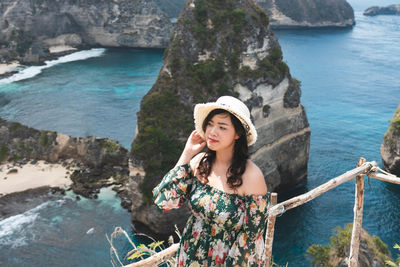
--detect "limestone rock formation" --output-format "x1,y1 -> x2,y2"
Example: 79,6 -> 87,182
129,0 -> 310,237
0,117 -> 129,198
381,103 -> 400,176
0,0 -> 173,64
156,0 -> 355,29
255,0 -> 355,28
364,5 -> 400,16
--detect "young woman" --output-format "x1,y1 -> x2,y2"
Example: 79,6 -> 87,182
153,96 -> 269,266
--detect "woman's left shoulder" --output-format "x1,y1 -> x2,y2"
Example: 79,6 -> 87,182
243,160 -> 268,195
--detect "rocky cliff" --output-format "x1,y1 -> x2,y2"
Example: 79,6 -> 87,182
381,103 -> 400,176
0,117 -> 129,198
0,0 -> 173,64
255,0 -> 355,28
307,224 -> 392,266
155,0 -> 355,29
364,5 -> 400,16
129,0 -> 310,237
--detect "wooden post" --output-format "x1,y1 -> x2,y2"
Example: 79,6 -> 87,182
264,193 -> 278,267
348,158 -> 366,267
124,243 -> 179,267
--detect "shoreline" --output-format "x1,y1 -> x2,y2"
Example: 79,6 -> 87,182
0,46 -> 166,79
0,62 -> 20,76
0,160 -> 72,197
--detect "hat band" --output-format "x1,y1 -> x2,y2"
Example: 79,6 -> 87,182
217,103 -> 251,135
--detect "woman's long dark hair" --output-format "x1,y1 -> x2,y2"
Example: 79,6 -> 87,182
197,109 -> 249,190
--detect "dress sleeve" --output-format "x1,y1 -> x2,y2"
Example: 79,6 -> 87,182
229,194 -> 270,267
152,164 -> 194,212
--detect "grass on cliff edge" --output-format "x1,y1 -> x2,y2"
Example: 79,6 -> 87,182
306,223 -> 391,267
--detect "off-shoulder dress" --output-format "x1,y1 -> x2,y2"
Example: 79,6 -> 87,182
153,164 -> 270,267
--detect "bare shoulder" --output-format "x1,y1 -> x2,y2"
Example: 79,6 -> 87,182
243,160 -> 268,195
190,152 -> 205,176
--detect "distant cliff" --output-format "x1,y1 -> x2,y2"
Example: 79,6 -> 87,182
364,5 -> 400,16
255,0 -> 355,28
0,0 -> 173,64
381,103 -> 400,176
129,0 -> 310,237
155,0 -> 355,28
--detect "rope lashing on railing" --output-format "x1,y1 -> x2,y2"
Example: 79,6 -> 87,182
121,160 -> 400,267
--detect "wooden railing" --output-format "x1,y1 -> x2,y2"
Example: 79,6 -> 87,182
125,158 -> 400,267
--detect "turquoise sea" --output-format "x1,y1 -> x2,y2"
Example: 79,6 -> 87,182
1,2 -> 400,266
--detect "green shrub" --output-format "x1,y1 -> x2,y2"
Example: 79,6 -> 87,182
102,140 -> 120,153
131,91 -> 191,203
39,131 -> 50,147
368,235 -> 391,263
307,224 -> 392,266
189,59 -> 225,89
9,121 -> 23,132
390,117 -> 400,133
330,224 -> 352,257
385,244 -> 400,266
0,144 -> 9,162
306,244 -> 332,267
9,29 -> 35,54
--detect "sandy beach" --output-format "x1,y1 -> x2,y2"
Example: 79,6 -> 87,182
49,45 -> 77,54
0,62 -> 20,75
0,161 -> 72,196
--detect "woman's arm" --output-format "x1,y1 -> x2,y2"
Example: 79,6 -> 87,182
153,130 -> 206,212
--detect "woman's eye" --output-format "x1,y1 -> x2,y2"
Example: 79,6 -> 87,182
220,127 -> 226,130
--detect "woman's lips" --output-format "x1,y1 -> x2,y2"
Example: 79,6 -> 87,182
208,137 -> 218,143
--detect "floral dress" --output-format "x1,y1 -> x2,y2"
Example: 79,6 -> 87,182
153,164 -> 270,267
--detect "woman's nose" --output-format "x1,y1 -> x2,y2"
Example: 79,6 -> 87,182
210,126 -> 217,136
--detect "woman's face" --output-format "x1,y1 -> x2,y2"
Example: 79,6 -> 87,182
205,112 -> 239,152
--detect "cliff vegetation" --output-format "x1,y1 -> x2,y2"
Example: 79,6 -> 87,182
131,0 -> 289,203
307,223 -> 391,267
381,102 -> 400,176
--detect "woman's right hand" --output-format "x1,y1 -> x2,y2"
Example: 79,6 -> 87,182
175,130 -> 206,166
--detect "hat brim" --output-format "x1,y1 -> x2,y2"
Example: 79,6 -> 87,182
194,103 -> 257,146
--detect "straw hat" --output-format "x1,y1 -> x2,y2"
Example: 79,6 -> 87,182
193,96 -> 257,146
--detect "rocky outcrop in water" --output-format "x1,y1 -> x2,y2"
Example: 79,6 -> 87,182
129,0 -> 310,237
364,5 -> 400,16
0,117 -> 129,198
381,103 -> 400,176
0,0 -> 173,64
255,0 -> 355,28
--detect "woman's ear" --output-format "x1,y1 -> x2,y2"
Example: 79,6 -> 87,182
234,134 -> 240,140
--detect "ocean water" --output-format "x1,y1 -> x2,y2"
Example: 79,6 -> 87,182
272,11 -> 400,265
0,48 -> 163,148
0,188 -> 136,266
0,8 -> 400,267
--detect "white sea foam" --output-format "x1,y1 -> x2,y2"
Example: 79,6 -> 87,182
86,227 -> 95,235
0,48 -> 106,85
0,202 -> 50,247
